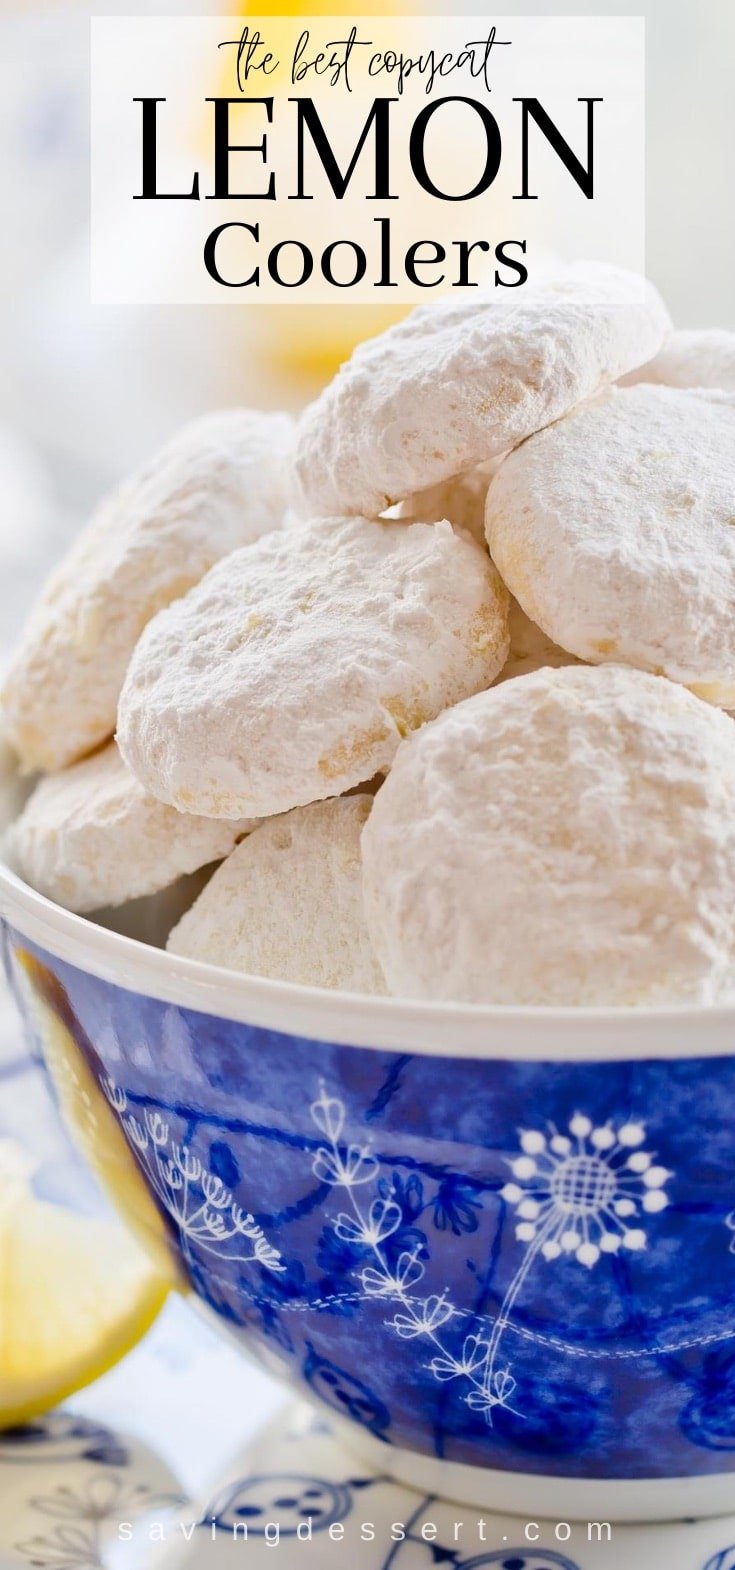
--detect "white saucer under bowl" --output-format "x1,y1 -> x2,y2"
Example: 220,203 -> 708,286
2,1399 -> 735,1570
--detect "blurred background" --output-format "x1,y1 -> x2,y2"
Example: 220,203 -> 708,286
0,0 -> 732,642
2,0 -> 730,1084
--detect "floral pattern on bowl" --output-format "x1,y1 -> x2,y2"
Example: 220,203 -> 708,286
6,928 -> 735,1490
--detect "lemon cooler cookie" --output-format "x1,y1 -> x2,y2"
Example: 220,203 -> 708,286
622,328 -> 735,392
361,665 -> 735,1007
168,795 -> 385,994
486,385 -> 735,705
118,516 -> 509,819
294,263 -> 670,517
8,742 -> 254,913
2,408 -> 295,772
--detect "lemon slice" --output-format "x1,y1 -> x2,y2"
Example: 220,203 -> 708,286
10,949 -> 182,1287
0,1139 -> 168,1428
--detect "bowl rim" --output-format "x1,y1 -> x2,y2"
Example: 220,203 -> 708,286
2,856 -> 734,1062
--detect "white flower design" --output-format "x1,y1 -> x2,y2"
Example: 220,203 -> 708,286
102,1079 -> 285,1274
500,1114 -> 671,1270
470,1114 -> 674,1419
309,1084 -> 677,1430
390,1291 -> 454,1340
310,1083 -> 519,1422
311,1090 -> 379,1188
336,1197 -> 402,1247
15,1473 -> 183,1570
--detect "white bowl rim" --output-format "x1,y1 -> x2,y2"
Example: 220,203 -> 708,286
2,856 -> 735,1063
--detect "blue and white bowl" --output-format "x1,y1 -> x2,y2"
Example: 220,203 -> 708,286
3,832 -> 735,1525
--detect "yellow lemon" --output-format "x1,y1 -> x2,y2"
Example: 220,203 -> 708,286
10,951 -> 181,1287
0,1138 -> 168,1428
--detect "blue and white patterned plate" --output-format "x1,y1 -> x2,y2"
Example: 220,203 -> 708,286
0,1411 -> 185,1570
2,1397 -> 735,1570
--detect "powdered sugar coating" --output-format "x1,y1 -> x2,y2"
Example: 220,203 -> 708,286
293,263 -> 671,518
118,516 -> 510,819
361,666 -> 735,1007
0,715 -> 27,836
621,328 -> 735,392
497,598 -> 581,683
8,741 -> 255,914
397,459 -> 503,548
2,408 -> 295,773
168,794 -> 385,994
486,384 -> 735,705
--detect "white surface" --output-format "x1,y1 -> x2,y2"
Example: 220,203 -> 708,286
69,1299 -> 287,1500
2,1389 -> 735,1568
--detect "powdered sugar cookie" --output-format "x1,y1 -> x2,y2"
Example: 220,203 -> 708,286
0,715 -> 28,836
396,459 -> 502,548
168,795 -> 385,994
486,384 -> 735,705
118,516 -> 509,819
361,665 -> 735,1007
293,263 -> 670,518
621,328 -> 735,392
497,598 -> 581,683
2,409 -> 295,773
8,741 -> 255,913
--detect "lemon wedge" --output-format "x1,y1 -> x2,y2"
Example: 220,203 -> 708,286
0,1138 -> 168,1428
10,949 -> 182,1288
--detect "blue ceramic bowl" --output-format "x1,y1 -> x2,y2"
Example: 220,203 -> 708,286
3,847 -> 735,1525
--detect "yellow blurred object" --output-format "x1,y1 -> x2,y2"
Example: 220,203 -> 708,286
0,1148 -> 168,1428
236,0 -> 411,383
252,0 -> 396,16
251,302 -> 405,383
12,952 -> 181,1287
0,951 -> 175,1427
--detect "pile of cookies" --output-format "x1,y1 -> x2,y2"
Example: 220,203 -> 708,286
4,262 -> 735,1008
